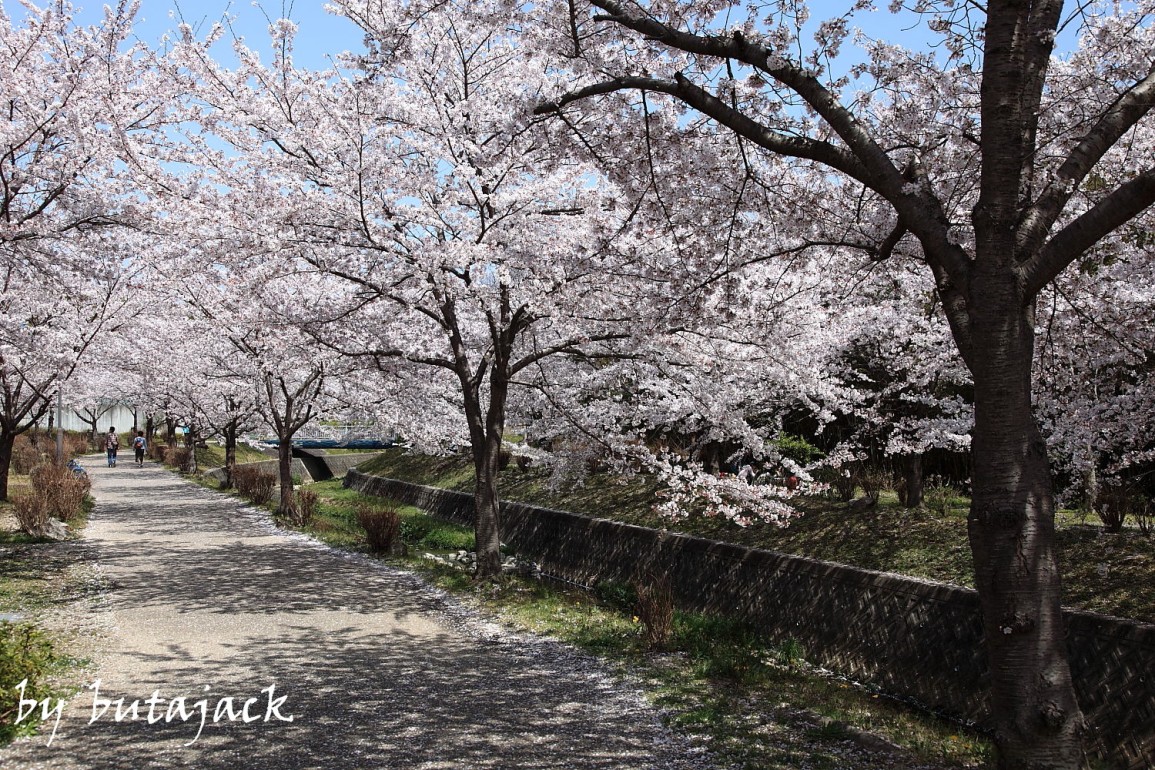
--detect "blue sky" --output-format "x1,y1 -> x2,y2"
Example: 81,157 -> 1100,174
71,0 -> 366,68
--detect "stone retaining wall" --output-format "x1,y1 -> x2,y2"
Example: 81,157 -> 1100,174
345,470 -> 1155,769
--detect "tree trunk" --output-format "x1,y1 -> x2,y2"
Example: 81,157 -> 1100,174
967,278 -> 1084,770
1082,451 -> 1098,517
472,431 -> 504,579
185,423 -> 198,474
0,430 -> 14,502
223,424 -> 238,490
276,437 -> 296,520
901,454 -> 924,508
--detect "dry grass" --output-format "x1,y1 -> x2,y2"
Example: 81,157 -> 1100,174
355,503 -> 401,554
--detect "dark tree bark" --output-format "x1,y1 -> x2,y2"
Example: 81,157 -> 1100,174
0,429 -> 15,502
0,374 -> 54,501
430,287 -> 620,580
222,421 -> 239,490
187,424 -> 200,473
442,293 -> 511,581
471,427 -> 505,579
277,437 -> 295,516
967,280 -> 1083,768
165,416 -> 178,448
899,454 -> 924,508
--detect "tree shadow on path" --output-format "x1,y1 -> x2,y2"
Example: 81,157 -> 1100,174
0,463 -> 713,770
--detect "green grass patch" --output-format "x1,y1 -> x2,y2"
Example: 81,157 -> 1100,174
194,443 -> 272,470
0,525 -> 95,747
0,550 -> 59,613
0,622 -> 71,744
297,479 -> 475,554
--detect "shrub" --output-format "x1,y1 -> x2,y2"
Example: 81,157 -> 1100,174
231,466 -> 256,495
150,444 -> 167,462
295,488 -> 319,527
30,464 -> 89,523
416,524 -> 474,551
11,442 -> 42,476
12,463 -> 89,535
397,514 -> 473,551
923,478 -> 958,517
594,580 -> 638,612
1096,483 -> 1132,533
772,636 -> 806,667
772,433 -> 823,465
170,447 -> 195,474
0,622 -> 61,743
11,494 -> 50,538
634,572 -> 674,650
232,466 -> 276,505
356,503 -> 401,554
857,465 -> 890,504
399,516 -> 434,544
64,433 -> 87,458
817,467 -> 857,502
249,476 -> 276,505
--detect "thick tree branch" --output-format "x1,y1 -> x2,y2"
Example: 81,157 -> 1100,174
509,332 -> 631,376
1021,62 -> 1155,252
543,0 -> 974,295
1021,166 -> 1155,298
537,75 -> 869,183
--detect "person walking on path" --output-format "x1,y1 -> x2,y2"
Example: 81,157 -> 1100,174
105,427 -> 119,467
131,431 -> 147,467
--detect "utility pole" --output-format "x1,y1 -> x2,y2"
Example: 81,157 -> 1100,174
55,389 -> 64,463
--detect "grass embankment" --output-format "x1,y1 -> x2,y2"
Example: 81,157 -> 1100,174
357,450 -> 1155,624
193,442 -> 272,470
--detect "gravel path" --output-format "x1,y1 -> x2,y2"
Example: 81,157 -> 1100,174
1,460 -> 716,770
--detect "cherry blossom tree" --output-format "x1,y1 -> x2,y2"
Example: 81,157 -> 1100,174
115,307 -> 260,483
815,274 -> 973,506
530,0 -> 1155,766
1035,234 -> 1155,518
0,227 -> 149,497
0,0 -> 172,495
165,2 -> 652,577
